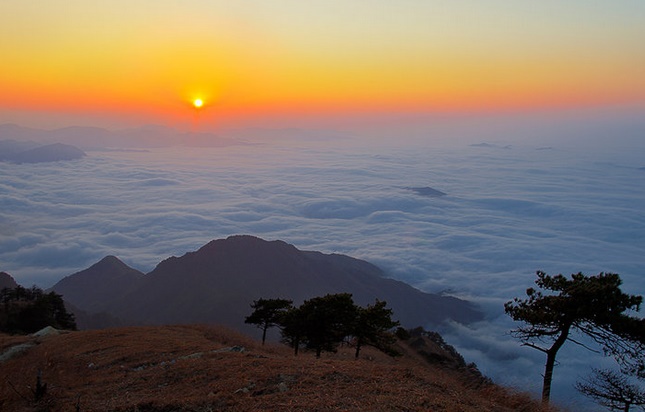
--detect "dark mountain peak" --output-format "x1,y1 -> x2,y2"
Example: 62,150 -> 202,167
51,256 -> 143,312
92,255 -> 132,270
197,235 -> 298,255
0,271 -> 19,289
103,236 -> 482,330
161,235 -> 301,270
205,234 -> 293,248
53,236 -> 482,332
57,255 -> 143,284
152,235 -> 303,282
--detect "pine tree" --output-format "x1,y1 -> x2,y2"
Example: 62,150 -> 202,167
244,298 -> 293,345
353,299 -> 400,358
505,271 -> 645,403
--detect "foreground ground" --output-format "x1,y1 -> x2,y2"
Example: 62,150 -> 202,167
1,325 -> 557,411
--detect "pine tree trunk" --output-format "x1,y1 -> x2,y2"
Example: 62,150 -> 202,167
541,324 -> 571,404
542,350 -> 556,403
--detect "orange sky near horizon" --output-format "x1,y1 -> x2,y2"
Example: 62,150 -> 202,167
1,1 -> 644,130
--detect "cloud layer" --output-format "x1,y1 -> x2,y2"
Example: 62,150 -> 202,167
1,136 -> 644,408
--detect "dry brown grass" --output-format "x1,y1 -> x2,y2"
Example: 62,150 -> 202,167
1,325 -> 559,412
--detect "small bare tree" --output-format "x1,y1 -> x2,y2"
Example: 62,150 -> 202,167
576,368 -> 645,412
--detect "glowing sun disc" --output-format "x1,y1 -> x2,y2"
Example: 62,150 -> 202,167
193,98 -> 204,108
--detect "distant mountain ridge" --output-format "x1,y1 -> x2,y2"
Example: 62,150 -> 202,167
0,139 -> 85,163
0,123 -> 246,149
50,235 -> 482,333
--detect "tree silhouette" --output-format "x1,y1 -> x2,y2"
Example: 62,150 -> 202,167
280,306 -> 306,355
353,299 -> 400,358
304,293 -> 357,358
283,293 -> 358,358
505,271 -> 644,404
254,294 -> 403,358
0,286 -> 76,333
575,368 -> 645,412
244,298 -> 293,345
30,291 -> 76,331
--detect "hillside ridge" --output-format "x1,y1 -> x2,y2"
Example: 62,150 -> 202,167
50,235 -> 482,334
0,325 -> 555,412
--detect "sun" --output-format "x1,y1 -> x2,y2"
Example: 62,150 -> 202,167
193,98 -> 204,109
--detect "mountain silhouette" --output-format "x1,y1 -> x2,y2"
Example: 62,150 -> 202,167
52,236 -> 482,333
0,123 -> 246,149
52,256 -> 144,313
0,139 -> 86,163
10,143 -> 86,163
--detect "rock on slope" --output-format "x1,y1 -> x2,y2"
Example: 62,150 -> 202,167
0,272 -> 18,290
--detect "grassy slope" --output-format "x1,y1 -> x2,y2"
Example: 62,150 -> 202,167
0,325 -> 557,412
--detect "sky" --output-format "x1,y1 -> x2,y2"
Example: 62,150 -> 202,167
1,1 -> 644,131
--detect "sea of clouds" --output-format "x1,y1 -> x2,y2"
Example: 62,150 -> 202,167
1,127 -> 644,409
